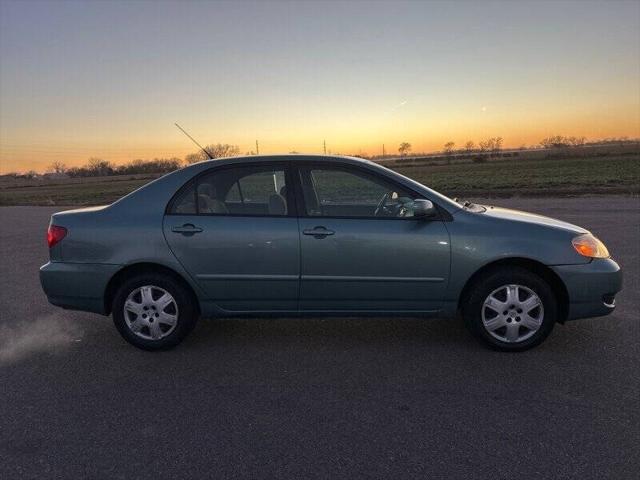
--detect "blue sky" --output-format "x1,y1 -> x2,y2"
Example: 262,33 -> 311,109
1,0 -> 638,171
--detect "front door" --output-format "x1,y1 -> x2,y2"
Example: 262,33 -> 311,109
163,162 -> 299,312
295,164 -> 450,312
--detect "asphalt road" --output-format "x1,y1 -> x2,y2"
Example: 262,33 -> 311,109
1,196 -> 638,479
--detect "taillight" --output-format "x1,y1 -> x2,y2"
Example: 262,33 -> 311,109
47,225 -> 67,248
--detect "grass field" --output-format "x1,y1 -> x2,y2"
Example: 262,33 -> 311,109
394,153 -> 639,197
0,153 -> 638,206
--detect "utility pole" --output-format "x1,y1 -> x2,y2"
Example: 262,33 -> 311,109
255,140 -> 259,155
382,144 -> 386,158
323,140 -> 326,155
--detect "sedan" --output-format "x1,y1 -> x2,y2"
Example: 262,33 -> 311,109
40,155 -> 622,351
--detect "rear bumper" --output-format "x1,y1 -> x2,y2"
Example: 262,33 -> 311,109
40,262 -> 121,315
552,258 -> 622,321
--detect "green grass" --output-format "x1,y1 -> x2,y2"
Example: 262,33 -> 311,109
0,176 -> 157,206
394,154 -> 639,197
0,154 -> 638,206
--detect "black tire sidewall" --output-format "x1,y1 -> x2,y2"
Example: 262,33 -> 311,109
112,273 -> 197,350
463,267 -> 557,352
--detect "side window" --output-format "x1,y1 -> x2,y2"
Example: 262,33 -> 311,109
168,164 -> 289,216
312,170 -> 388,205
169,181 -> 196,214
300,167 -> 416,218
235,170 -> 286,204
225,182 -> 242,202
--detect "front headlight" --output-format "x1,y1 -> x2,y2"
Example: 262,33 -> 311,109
572,234 -> 610,258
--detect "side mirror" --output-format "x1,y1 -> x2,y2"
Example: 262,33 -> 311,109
413,199 -> 437,218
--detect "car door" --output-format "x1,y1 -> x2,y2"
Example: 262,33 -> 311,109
163,162 -> 300,312
294,163 -> 450,313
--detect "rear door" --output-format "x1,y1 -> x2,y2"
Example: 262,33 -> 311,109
294,163 -> 450,313
163,162 -> 300,312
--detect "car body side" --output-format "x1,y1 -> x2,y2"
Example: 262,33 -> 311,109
40,155 -> 622,322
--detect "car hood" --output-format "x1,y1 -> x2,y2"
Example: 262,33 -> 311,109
480,205 -> 588,234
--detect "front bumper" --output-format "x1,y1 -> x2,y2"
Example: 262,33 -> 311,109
552,258 -> 622,321
40,261 -> 121,315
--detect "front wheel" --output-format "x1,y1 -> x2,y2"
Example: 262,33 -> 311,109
112,273 -> 198,350
463,267 -> 557,351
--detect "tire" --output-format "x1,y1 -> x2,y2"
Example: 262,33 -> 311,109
112,273 -> 198,350
462,267 -> 557,352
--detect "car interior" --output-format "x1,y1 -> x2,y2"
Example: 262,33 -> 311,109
299,167 -> 417,218
170,164 -> 419,218
171,166 -> 289,216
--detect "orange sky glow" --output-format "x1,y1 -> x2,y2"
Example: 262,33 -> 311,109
1,1 -> 639,173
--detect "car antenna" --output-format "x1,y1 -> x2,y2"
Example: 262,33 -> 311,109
174,123 -> 214,160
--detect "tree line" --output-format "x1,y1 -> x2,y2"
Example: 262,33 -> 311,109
395,137 -> 505,163
43,143 -> 240,178
5,135 -> 637,179
393,135 -> 637,160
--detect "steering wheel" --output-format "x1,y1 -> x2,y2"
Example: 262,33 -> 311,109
374,192 -> 392,217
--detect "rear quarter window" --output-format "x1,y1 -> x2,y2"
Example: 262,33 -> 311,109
168,181 -> 196,214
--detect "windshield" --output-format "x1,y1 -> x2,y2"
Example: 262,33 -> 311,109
365,160 -> 462,212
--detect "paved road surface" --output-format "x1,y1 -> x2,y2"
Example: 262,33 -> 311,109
1,196 -> 638,479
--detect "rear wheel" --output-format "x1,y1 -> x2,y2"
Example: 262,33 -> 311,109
112,273 -> 198,350
463,267 -> 557,351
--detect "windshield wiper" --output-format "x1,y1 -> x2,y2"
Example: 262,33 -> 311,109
453,197 -> 486,212
453,197 -> 473,208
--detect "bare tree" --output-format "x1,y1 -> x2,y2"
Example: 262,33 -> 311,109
86,157 -> 114,176
540,135 -> 569,148
443,141 -> 455,155
491,136 -> 503,156
115,158 -> 182,175
477,137 -> 503,156
184,144 -> 240,164
567,136 -> 586,147
443,141 -> 455,164
464,141 -> 475,153
47,161 -> 67,174
541,135 -> 587,148
398,142 -> 411,156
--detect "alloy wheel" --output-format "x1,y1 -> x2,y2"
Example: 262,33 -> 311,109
481,284 -> 544,343
123,285 -> 179,340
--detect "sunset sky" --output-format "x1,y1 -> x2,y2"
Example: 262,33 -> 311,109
1,0 -> 639,173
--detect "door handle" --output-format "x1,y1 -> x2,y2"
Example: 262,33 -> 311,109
171,224 -> 203,235
303,226 -> 335,238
